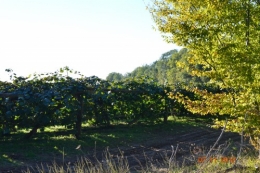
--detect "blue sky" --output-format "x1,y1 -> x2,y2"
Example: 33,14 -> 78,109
0,0 -> 179,81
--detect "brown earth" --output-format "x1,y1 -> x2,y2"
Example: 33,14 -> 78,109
0,126 -> 255,173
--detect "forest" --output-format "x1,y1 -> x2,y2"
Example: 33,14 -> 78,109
106,48 -> 209,87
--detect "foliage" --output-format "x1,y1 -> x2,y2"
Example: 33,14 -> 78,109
0,67 -> 185,138
106,72 -> 124,82
149,0 -> 260,148
108,48 -> 208,87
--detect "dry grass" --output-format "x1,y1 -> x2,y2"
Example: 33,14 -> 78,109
22,141 -> 260,173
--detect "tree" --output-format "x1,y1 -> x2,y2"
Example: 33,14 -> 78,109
106,72 -> 123,82
149,0 -> 260,148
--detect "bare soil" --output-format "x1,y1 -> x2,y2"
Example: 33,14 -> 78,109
0,126 -> 255,173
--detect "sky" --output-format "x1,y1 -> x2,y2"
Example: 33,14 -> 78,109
0,0 -> 180,81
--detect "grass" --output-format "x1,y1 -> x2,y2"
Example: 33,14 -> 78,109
2,116 -> 258,172
21,143 -> 260,173
0,116 -> 203,170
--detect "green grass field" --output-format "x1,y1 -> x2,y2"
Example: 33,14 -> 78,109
0,116 -> 203,170
1,116 -> 259,173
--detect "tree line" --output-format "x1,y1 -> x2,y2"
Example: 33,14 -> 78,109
106,48 -> 209,88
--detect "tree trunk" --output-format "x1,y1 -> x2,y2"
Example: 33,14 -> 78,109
75,94 -> 83,140
163,95 -> 168,123
24,124 -> 40,139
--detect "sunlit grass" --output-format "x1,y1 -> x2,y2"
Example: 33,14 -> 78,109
0,116 -> 211,170
1,115 -> 258,172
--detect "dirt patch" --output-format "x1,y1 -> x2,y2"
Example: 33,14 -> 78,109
0,126 -> 255,173
106,126 -> 253,171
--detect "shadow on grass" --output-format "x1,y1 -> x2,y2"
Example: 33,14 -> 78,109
0,117 -> 206,170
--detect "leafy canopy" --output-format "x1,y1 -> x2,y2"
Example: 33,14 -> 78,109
149,0 -> 260,147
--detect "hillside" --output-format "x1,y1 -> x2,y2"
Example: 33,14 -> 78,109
106,48 -> 208,87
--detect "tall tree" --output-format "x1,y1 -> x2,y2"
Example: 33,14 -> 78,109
150,0 -> 260,148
